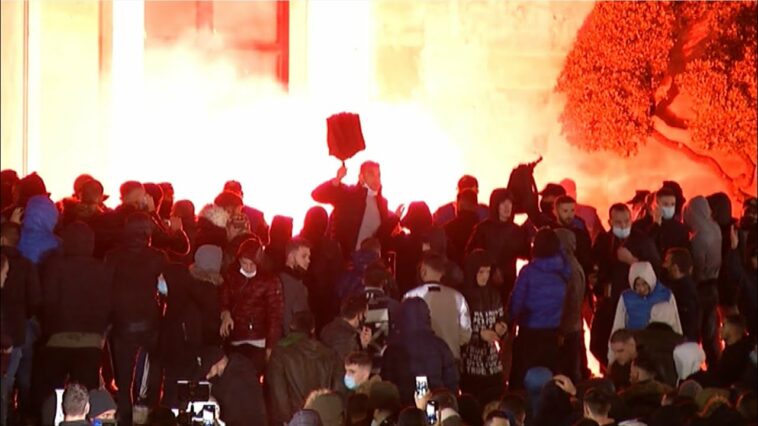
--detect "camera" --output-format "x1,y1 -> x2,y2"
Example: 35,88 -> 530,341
172,381 -> 225,426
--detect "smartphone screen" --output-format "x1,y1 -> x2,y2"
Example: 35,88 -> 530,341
415,376 -> 429,397
203,403 -> 215,424
425,400 -> 439,425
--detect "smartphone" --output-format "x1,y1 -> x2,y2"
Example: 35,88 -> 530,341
425,400 -> 439,425
415,376 -> 429,398
202,403 -> 216,425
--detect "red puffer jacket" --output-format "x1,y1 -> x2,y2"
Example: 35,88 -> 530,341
219,270 -> 284,349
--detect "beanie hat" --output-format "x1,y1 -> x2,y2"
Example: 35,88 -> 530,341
88,389 -> 117,418
194,245 -> 223,274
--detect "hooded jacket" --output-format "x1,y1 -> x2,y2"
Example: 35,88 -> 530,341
42,222 -> 113,336
380,298 -> 459,404
466,189 -> 530,295
311,179 -> 398,259
613,262 -> 682,331
673,342 -> 706,383
18,195 -> 60,264
266,332 -> 343,426
105,213 -> 168,329
209,353 -> 268,426
461,251 -> 504,377
555,229 -> 586,334
683,197 -> 722,282
508,253 -> 570,330
0,245 -> 40,345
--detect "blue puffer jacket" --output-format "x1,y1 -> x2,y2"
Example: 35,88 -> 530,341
17,195 -> 60,264
508,253 -> 570,329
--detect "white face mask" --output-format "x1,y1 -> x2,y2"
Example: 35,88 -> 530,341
239,267 -> 256,279
613,226 -> 631,239
661,206 -> 676,220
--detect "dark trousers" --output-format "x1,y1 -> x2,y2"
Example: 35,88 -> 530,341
42,347 -> 102,397
460,373 -> 504,405
226,344 -> 266,377
509,328 -> 559,390
112,329 -> 160,424
558,331 -> 587,385
698,280 -> 721,369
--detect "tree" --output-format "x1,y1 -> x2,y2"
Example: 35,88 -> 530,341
556,1 -> 757,200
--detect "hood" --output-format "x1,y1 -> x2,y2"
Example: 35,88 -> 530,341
194,244 -> 223,273
628,261 -> 657,290
463,249 -> 493,288
123,212 -> 154,247
399,297 -> 433,334
61,222 -> 95,257
269,215 -> 294,247
306,393 -> 343,426
673,342 -> 705,382
554,228 -> 577,255
289,410 -> 323,426
22,195 -> 58,233
531,253 -> 566,274
683,196 -> 719,235
488,188 -> 514,222
351,248 -> 381,271
199,204 -> 230,228
189,264 -> 224,286
402,201 -> 433,235
301,206 -> 328,243
706,192 -> 732,227
17,173 -> 48,207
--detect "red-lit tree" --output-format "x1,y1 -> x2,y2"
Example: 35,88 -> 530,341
556,1 -> 757,199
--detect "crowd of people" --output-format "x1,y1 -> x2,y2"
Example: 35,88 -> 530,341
0,162 -> 756,426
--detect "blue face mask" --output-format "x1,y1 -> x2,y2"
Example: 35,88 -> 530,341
157,274 -> 168,296
612,226 -> 631,239
344,374 -> 357,390
661,206 -> 676,220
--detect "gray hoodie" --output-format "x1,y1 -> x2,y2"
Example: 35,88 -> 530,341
683,196 -> 722,282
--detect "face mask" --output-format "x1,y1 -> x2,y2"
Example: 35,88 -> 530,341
661,206 -> 676,220
157,274 -> 168,296
612,226 -> 631,239
343,374 -> 357,390
239,267 -> 256,279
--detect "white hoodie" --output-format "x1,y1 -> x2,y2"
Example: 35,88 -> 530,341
673,342 -> 706,384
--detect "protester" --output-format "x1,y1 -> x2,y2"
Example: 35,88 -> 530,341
555,228 -> 588,384
381,298 -> 459,404
223,180 -> 270,245
633,187 -> 691,257
634,322 -> 685,387
683,196 -> 722,368
433,175 -> 489,227
266,311 -> 343,426
460,250 -> 507,404
59,383 -> 89,426
320,294 -> 372,362
198,346 -> 268,426
607,329 -> 637,390
40,222 -> 113,395
661,248 -> 700,341
280,238 -> 312,336
508,228 -> 569,389
560,178 -> 604,242
466,189 -> 530,301
403,252 -> 472,361
219,238 -> 283,375
552,195 -> 594,276
445,190 -> 483,268
312,162 -> 399,259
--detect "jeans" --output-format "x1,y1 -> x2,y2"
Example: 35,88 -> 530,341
0,348 -> 23,426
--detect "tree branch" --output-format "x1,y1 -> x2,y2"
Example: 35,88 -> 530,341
651,129 -> 755,200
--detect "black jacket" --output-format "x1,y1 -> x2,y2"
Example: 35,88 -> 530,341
662,275 -> 700,342
381,298 -> 459,405
104,214 -> 168,330
632,216 -> 690,258
41,222 -> 113,336
711,336 -> 754,388
312,180 -> 398,259
634,324 -> 685,387
210,353 -> 268,426
444,210 -> 480,268
102,204 -> 189,258
266,333 -> 343,426
593,229 -> 661,301
466,189 -> 530,298
0,246 -> 40,345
